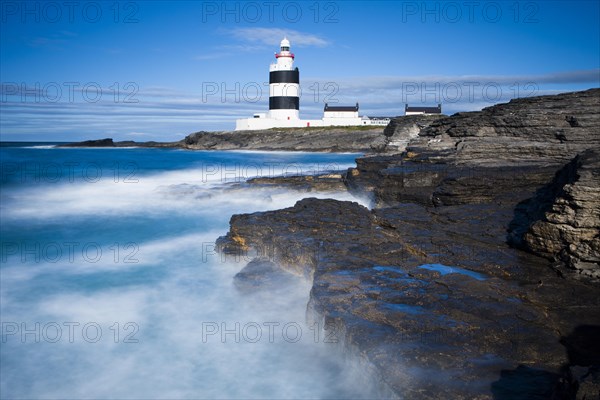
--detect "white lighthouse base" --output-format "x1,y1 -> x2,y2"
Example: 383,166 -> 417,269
235,116 -> 388,131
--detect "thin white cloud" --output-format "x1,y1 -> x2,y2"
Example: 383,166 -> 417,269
305,69 -> 600,91
194,28 -> 330,61
27,37 -> 65,47
194,52 -> 233,61
126,132 -> 151,137
59,30 -> 78,37
194,44 -> 267,61
225,27 -> 330,47
26,30 -> 78,48
2,70 -> 597,140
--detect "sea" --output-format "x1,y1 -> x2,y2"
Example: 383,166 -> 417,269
0,142 -> 373,399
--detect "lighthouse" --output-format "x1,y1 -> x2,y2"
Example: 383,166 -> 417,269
234,38 -> 389,130
267,37 -> 300,121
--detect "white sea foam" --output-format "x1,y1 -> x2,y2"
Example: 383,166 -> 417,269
1,162 -> 366,220
0,152 -> 374,399
22,145 -> 57,149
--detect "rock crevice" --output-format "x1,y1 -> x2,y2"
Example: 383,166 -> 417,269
509,149 -> 600,278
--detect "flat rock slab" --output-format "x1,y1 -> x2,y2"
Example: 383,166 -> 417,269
218,197 -> 600,398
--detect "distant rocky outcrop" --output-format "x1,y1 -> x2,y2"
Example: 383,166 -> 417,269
219,88 -> 600,399
59,127 -> 391,152
60,138 -> 116,147
59,116 -> 446,153
59,138 -> 177,148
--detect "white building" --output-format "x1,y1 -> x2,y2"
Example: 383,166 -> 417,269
405,104 -> 442,116
235,38 -> 389,130
323,103 -> 358,119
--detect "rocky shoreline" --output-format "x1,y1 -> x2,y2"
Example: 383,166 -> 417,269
217,89 -> 600,399
58,117 -> 444,153
60,88 -> 600,398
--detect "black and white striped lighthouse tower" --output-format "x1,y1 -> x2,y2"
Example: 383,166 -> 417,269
267,37 -> 300,121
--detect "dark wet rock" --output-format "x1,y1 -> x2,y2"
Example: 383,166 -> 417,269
218,197 -> 600,398
414,88 -> 600,166
560,325 -> 600,399
344,154 -> 402,197
561,325 -> 600,368
430,165 -> 561,207
233,258 -> 298,292
218,89 -> 600,399
569,365 -> 600,400
246,173 -> 346,192
218,198 -> 375,279
490,365 -> 565,400
347,90 -> 600,209
345,155 -> 562,208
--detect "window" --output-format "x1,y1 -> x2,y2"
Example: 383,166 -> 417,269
281,46 -> 289,51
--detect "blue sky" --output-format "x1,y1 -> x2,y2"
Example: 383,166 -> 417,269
1,0 -> 599,141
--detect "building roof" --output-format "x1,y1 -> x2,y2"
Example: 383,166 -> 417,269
405,104 -> 442,113
324,102 -> 359,112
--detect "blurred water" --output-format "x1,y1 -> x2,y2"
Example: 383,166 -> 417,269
0,144 -> 372,399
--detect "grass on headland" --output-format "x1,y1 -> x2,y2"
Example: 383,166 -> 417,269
266,125 -> 385,132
